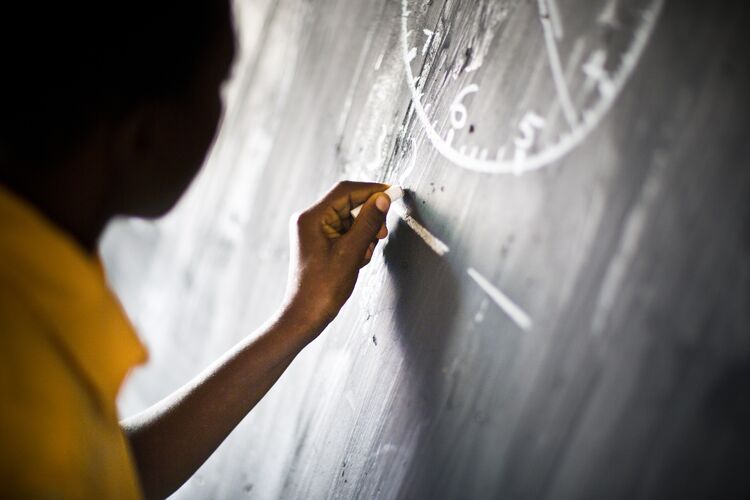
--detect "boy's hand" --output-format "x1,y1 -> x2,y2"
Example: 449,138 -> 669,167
283,181 -> 391,335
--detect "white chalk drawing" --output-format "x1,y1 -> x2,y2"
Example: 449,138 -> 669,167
400,0 -> 664,174
538,0 -> 578,128
392,204 -> 450,256
467,268 -> 532,331
449,84 -> 479,130
582,49 -> 615,98
514,111 -> 546,152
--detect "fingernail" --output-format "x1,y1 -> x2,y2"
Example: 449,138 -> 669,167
376,194 -> 390,213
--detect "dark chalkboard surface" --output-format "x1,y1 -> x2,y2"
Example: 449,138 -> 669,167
102,0 -> 750,498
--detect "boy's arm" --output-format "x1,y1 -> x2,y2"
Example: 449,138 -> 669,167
121,181 -> 391,500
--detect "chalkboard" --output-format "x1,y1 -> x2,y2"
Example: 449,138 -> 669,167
101,0 -> 750,498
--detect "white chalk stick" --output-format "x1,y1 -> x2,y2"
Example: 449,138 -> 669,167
350,185 -> 404,218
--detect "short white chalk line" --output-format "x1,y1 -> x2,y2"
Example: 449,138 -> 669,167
387,193 -> 530,331
393,204 -> 450,256
538,0 -> 579,128
546,0 -> 565,40
467,268 -> 533,331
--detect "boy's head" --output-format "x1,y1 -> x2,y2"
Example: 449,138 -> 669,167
0,1 -> 236,218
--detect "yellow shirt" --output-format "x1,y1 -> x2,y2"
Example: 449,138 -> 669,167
0,185 -> 147,498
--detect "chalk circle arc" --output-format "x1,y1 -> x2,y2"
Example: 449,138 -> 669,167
400,0 -> 665,175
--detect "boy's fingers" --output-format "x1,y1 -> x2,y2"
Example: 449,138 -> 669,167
321,206 -> 353,239
341,193 -> 390,264
320,181 -> 389,220
361,241 -> 376,267
360,241 -> 377,268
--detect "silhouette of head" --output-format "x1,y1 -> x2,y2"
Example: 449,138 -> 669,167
0,1 -> 236,218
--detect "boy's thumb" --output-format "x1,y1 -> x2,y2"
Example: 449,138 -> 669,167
343,193 -> 390,259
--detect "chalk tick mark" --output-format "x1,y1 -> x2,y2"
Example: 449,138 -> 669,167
393,204 -> 450,256
467,268 -> 533,331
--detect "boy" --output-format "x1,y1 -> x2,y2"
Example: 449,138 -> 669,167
0,2 -> 391,497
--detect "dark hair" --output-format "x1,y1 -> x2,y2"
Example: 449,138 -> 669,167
1,2 -> 229,168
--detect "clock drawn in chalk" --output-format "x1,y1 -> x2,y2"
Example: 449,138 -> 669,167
400,0 -> 664,174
